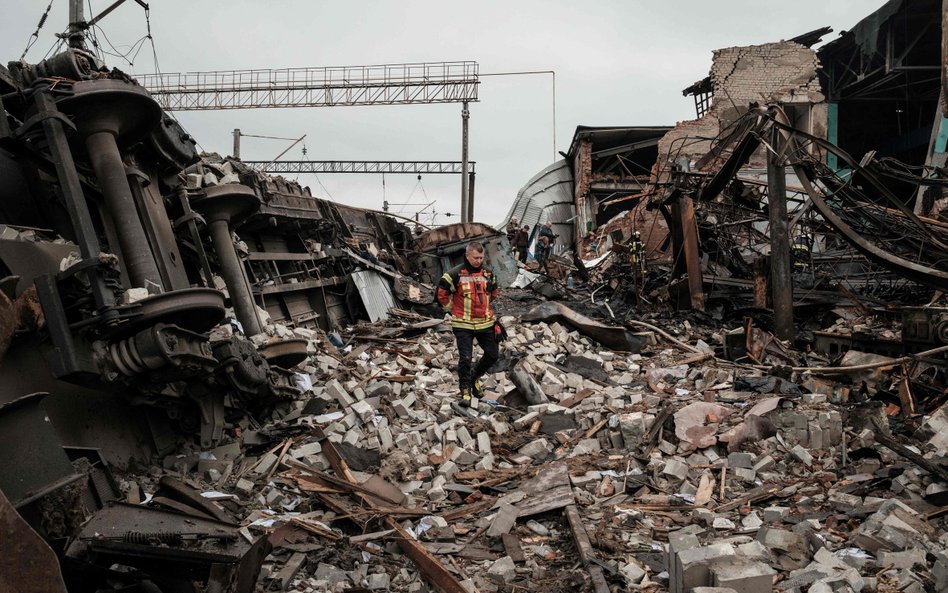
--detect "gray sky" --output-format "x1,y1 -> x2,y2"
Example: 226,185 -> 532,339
1,1 -> 887,226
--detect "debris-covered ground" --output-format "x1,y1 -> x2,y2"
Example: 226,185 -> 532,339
102,290 -> 948,593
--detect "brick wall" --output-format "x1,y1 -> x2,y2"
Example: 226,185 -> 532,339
657,41 -> 825,177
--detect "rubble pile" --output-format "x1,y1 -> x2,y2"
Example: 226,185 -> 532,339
105,301 -> 948,593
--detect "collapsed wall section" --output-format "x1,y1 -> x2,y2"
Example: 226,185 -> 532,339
659,41 -> 825,172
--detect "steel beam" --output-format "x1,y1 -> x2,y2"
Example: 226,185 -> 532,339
677,195 -> 704,311
135,62 -> 479,111
243,160 -> 475,175
767,127 -> 794,341
461,102 -> 470,222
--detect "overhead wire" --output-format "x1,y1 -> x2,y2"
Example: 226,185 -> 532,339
298,141 -> 335,201
21,1 -> 55,60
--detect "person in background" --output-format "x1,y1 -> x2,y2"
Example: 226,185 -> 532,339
505,216 -> 519,242
513,224 -> 530,263
437,242 -> 501,407
537,221 -> 557,272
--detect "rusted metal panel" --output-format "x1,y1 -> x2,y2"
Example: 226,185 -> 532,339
0,488 -> 68,593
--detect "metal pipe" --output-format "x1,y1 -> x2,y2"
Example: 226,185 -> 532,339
461,101 -> 470,222
68,0 -> 85,48
767,126 -> 794,341
84,131 -> 163,290
207,219 -> 261,335
467,171 -> 476,222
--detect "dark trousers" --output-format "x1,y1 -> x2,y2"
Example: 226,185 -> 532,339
454,327 -> 499,388
516,247 -> 528,262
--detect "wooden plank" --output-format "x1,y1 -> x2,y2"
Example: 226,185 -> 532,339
437,498 -> 494,522
713,483 -> 780,513
520,463 -> 569,495
559,387 -> 595,409
317,436 -> 469,593
424,542 -> 465,555
564,504 -> 610,593
678,194 -> 705,311
456,545 -> 498,561
516,486 -> 573,517
502,533 -> 525,562
291,517 -> 342,540
872,418 -> 948,483
639,401 -> 672,457
349,529 -> 395,544
270,552 -> 306,591
384,518 -> 469,593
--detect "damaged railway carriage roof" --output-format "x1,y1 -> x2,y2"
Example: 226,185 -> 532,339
2,2 -> 948,593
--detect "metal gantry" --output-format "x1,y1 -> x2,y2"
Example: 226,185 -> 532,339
135,62 -> 479,111
243,160 -> 476,175
135,61 -> 479,221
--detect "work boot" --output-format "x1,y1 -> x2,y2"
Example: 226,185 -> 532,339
471,378 -> 482,400
459,385 -> 473,408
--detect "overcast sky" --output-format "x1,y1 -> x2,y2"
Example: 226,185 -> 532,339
1,1 -> 888,226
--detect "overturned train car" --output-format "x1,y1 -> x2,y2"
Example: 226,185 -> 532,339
0,48 -> 442,591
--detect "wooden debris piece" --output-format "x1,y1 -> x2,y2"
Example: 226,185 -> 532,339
270,552 -> 306,591
713,483 -> 780,513
564,504 -> 610,593
437,498 -> 494,522
317,434 -> 469,593
502,533 -> 525,562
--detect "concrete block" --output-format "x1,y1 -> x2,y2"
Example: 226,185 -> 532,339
519,438 -> 552,459
673,543 -> 736,593
486,503 -> 519,537
350,400 -> 374,422
711,560 -> 776,593
727,452 -> 753,468
475,453 -> 495,470
326,379 -> 354,406
664,458 -> 691,481
477,432 -> 492,454
487,555 -> 516,584
757,527 -> 808,561
877,548 -> 926,569
366,573 -> 390,590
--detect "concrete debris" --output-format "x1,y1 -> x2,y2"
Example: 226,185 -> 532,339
1,2 -> 948,593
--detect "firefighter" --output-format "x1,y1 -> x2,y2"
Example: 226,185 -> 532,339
436,242 -> 501,407
630,230 -> 646,277
792,236 -> 812,271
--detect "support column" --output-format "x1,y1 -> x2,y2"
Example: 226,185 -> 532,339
85,131 -> 163,290
767,127 -> 794,341
233,129 -> 241,159
208,219 -> 261,336
467,171 -> 476,222
67,0 -> 85,48
34,91 -> 114,311
678,195 -> 704,311
461,102 -> 470,222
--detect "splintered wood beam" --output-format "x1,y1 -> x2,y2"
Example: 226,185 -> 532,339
677,195 -> 704,311
564,504 -> 610,593
316,433 -> 469,593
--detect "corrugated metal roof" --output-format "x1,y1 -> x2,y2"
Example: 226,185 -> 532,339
498,160 -> 575,254
350,270 -> 396,322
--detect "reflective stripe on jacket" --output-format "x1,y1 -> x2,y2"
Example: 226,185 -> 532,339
436,263 -> 498,330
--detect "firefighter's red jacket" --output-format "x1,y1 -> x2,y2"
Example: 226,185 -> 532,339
436,263 -> 498,331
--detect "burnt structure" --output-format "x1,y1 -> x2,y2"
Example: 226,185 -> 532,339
0,45 -> 501,592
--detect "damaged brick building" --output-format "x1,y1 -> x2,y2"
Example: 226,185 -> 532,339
2,1 -> 948,593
